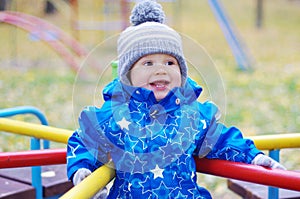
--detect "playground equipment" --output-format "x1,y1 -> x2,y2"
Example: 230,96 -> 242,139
1,58 -> 300,199
0,107 -> 72,199
72,0 -> 252,70
1,117 -> 300,198
0,11 -> 80,72
0,1 -> 298,198
0,107 -> 50,199
0,58 -> 299,198
0,148 -> 66,168
0,11 -> 101,74
1,0 -> 253,73
74,0 -> 130,32
208,0 -> 253,70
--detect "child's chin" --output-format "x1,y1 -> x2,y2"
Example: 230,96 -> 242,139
154,92 -> 168,101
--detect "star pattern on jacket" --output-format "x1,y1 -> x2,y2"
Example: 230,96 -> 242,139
124,133 -> 139,152
138,176 -> 152,194
66,79 -> 263,199
147,119 -> 167,141
182,109 -> 198,120
67,144 -> 79,159
131,156 -> 147,174
103,100 -> 215,198
174,191 -> 188,199
158,128 -> 185,162
117,117 -> 131,130
201,119 -> 207,129
152,181 -> 174,198
151,164 -> 164,179
111,132 -> 125,146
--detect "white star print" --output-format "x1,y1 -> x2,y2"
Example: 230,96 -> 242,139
136,113 -> 147,126
152,181 -> 174,198
188,188 -> 198,198
67,144 -> 79,159
110,132 -> 125,145
159,140 -> 173,160
201,119 -> 207,129
129,100 -> 144,115
182,110 -> 198,120
147,119 -> 166,140
124,133 -> 139,152
128,183 -> 132,191
131,156 -> 147,174
174,191 -> 188,199
172,172 -> 184,189
184,125 -> 200,141
138,136 -> 148,150
229,148 -> 240,161
158,128 -> 185,162
166,114 -> 180,127
151,164 -> 164,179
191,172 -> 195,179
138,176 -> 152,194
138,119 -> 165,140
117,117 -> 131,130
170,129 -> 185,145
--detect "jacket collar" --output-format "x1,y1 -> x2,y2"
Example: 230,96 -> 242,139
102,78 -> 202,110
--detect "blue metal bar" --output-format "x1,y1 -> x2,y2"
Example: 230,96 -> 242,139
208,0 -> 253,70
0,106 -> 50,149
268,149 -> 280,199
0,106 -> 50,199
31,137 -> 43,199
0,106 -> 48,125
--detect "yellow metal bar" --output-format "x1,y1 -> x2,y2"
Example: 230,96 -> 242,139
60,163 -> 115,199
1,117 -> 300,150
249,133 -> 300,150
0,118 -> 72,144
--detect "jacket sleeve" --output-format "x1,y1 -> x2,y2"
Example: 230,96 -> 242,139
66,130 -> 103,181
66,106 -> 111,181
196,101 -> 262,164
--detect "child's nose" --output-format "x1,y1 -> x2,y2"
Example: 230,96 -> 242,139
154,66 -> 167,75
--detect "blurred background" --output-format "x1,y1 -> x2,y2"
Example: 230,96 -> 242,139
0,0 -> 299,198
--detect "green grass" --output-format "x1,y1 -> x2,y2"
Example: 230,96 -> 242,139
1,0 -> 300,198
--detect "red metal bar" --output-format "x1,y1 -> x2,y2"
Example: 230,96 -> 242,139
0,148 -> 66,168
195,157 -> 300,191
1,149 -> 300,191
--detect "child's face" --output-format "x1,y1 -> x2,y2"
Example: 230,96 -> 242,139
130,53 -> 182,101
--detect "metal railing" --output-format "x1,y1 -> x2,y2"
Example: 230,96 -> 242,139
0,106 -> 50,199
1,117 -> 300,199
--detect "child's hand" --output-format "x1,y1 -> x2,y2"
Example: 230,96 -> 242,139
73,168 -> 108,199
73,168 -> 92,185
251,154 -> 286,170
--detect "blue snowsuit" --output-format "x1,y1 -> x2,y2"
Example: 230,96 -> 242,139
67,78 -> 261,199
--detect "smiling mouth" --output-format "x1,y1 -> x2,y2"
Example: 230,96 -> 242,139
149,81 -> 169,89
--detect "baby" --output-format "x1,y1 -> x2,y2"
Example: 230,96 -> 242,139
67,1 -> 285,198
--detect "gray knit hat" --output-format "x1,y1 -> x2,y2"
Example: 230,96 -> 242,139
117,0 -> 187,85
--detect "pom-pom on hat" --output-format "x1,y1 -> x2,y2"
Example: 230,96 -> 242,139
117,0 -> 187,85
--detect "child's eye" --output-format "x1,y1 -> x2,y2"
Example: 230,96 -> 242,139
143,61 -> 153,66
166,61 -> 175,66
